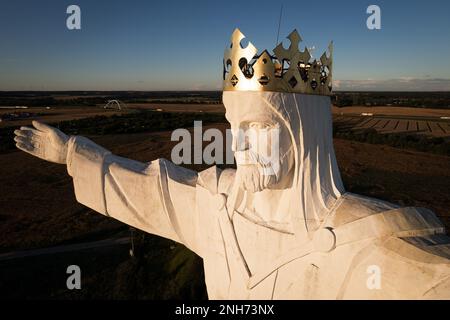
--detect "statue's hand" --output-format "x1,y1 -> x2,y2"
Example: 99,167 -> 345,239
14,120 -> 69,164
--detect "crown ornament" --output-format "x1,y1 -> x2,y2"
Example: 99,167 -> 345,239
223,28 -> 333,95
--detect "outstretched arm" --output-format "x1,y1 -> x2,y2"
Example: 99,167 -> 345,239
14,121 -> 201,254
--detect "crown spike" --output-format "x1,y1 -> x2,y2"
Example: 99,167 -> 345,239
287,29 -> 302,48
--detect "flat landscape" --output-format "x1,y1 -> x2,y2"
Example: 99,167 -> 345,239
0,104 -> 224,129
0,96 -> 449,299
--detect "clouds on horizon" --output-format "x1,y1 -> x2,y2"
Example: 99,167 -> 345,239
333,78 -> 450,91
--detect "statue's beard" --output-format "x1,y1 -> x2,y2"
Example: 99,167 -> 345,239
234,149 -> 281,193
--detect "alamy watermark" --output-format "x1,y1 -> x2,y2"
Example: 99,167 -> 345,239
171,121 -> 281,177
66,264 -> 81,290
366,5 -> 381,30
366,264 -> 381,290
66,5 -> 81,30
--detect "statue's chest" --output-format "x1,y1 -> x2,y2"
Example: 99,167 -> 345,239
195,186 -> 314,299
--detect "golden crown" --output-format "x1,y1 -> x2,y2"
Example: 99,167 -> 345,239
223,28 -> 333,95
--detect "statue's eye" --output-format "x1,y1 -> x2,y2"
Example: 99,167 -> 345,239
249,122 -> 271,129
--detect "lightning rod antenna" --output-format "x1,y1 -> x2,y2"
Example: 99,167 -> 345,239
276,4 -> 283,46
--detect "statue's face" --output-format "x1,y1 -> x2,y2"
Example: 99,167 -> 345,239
224,98 -> 295,192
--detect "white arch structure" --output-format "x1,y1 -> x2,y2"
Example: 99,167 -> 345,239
103,100 -> 127,110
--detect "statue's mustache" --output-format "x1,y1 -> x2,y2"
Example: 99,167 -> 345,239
234,149 -> 279,178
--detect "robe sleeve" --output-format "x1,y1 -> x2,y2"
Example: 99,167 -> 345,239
65,135 -> 201,255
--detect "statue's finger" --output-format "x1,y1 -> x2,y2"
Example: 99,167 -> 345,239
15,130 -> 42,142
18,127 -> 44,137
15,129 -> 35,139
16,141 -> 43,159
32,120 -> 52,133
14,135 -> 41,147
16,142 -> 35,153
14,136 -> 27,144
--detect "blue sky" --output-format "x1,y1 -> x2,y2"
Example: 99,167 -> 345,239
1,0 -> 449,91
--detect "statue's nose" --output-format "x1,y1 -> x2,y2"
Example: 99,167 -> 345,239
231,128 -> 248,152
231,134 -> 248,152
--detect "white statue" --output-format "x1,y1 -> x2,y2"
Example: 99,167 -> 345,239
14,29 -> 450,299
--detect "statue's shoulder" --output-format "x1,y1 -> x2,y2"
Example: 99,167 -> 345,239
340,221 -> 450,299
328,192 -> 399,228
330,192 -> 447,241
341,232 -> 450,299
330,194 -> 450,298
197,166 -> 236,195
